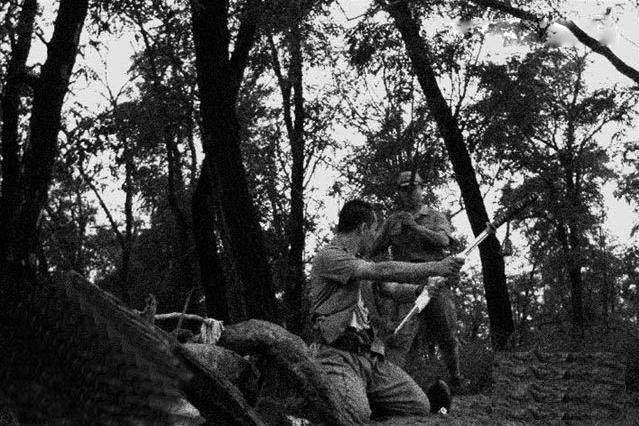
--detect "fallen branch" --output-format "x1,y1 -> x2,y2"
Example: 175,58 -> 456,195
154,313 -> 224,344
155,312 -> 208,322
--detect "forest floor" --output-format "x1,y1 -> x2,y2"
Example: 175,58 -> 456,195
371,348 -> 639,425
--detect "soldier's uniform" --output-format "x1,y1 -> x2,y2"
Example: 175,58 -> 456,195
376,173 -> 462,385
308,239 -> 434,423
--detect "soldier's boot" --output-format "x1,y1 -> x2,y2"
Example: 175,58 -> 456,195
426,379 -> 451,414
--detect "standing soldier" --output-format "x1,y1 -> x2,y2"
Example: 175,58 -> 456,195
371,170 -> 465,391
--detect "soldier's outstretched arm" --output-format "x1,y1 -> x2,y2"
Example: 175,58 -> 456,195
353,256 -> 465,283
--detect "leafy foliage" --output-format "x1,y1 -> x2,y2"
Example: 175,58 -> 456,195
472,47 -> 638,328
2,0 -> 638,350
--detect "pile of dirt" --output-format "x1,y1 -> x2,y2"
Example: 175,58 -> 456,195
375,349 -> 639,425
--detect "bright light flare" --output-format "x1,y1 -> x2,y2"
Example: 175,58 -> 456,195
456,18 -> 474,35
545,22 -> 579,47
598,26 -> 618,46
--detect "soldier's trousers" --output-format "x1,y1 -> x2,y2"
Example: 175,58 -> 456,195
314,344 -> 430,424
382,283 -> 460,380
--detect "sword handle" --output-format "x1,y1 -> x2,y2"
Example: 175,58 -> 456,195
393,286 -> 430,335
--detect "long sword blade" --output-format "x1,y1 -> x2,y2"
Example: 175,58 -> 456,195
460,229 -> 491,257
393,305 -> 419,335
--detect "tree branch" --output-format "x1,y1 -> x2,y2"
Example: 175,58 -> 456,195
77,166 -> 126,249
155,312 -> 208,322
467,0 -> 639,85
269,36 -> 294,137
562,21 -> 639,85
229,0 -> 260,98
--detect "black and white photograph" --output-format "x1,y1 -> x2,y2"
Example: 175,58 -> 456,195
0,0 -> 638,424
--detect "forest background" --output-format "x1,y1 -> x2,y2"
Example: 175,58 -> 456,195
1,0 -> 638,389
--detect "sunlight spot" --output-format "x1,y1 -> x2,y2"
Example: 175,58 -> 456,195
545,23 -> 578,47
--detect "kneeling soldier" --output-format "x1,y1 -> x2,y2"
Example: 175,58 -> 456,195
308,199 -> 464,423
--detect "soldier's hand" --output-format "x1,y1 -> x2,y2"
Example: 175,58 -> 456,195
387,212 -> 412,236
434,255 -> 465,276
385,331 -> 403,348
402,215 -> 420,230
427,276 -> 447,288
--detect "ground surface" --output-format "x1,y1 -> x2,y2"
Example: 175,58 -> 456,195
373,350 -> 639,425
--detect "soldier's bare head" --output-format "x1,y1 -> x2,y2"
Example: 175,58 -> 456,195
336,199 -> 378,254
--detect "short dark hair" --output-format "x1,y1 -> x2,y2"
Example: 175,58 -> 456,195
337,199 -> 375,233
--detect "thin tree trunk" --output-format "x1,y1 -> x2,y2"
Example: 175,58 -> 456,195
383,1 -> 514,348
8,0 -> 89,262
567,263 -> 584,330
166,130 -> 189,233
190,0 -> 278,323
598,230 -> 610,326
78,167 -> 125,247
166,130 -> 194,289
561,62 -> 585,334
555,220 -> 584,333
187,112 -> 198,186
131,14 -> 196,293
270,9 -> 307,333
74,188 -> 87,272
121,146 -> 134,304
0,0 -> 37,259
567,225 -> 585,331
287,19 -> 306,334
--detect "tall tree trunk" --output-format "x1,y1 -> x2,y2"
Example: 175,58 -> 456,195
131,15 -> 196,292
287,17 -> 306,334
192,161 -> 236,321
560,63 -> 585,334
74,188 -> 87,272
555,220 -> 584,333
384,1 -> 513,348
166,130 -> 194,289
269,8 -> 307,333
6,0 -> 88,262
121,145 -> 134,304
567,262 -> 584,329
0,0 -> 37,260
186,114 -> 199,185
190,0 -> 278,323
599,231 -> 611,326
567,224 -> 584,331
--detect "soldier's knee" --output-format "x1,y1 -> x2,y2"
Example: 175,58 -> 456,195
438,333 -> 459,351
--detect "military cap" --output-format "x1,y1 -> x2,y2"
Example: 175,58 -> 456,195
397,171 -> 423,187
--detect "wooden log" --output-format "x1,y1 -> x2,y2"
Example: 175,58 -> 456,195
182,343 -> 259,404
219,319 -> 351,425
